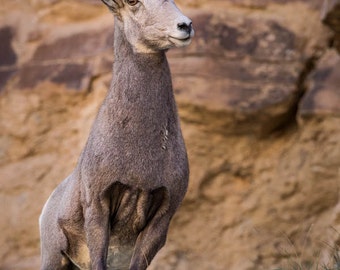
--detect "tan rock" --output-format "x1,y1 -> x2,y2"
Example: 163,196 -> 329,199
299,49 -> 340,117
0,1 -> 340,270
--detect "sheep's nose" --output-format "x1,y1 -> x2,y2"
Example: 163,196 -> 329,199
177,22 -> 193,35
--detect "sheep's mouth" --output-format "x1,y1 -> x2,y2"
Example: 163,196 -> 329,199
168,36 -> 192,46
169,36 -> 191,41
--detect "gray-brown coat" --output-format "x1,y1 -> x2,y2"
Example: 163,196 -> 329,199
39,0 -> 193,269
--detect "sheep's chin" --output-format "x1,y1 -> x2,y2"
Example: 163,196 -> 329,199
168,36 -> 192,47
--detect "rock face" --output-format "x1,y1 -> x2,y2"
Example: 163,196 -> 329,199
322,0 -> 340,53
0,1 -> 339,269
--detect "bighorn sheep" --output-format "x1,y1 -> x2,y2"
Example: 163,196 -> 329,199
39,0 -> 193,269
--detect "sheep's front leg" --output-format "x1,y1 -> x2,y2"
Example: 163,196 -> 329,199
129,214 -> 171,270
84,197 -> 110,270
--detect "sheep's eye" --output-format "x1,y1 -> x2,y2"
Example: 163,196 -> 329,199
126,0 -> 139,6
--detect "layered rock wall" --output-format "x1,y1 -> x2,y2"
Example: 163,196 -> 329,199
0,1 -> 339,269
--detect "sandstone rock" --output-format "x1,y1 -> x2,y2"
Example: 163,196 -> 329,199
322,0 -> 340,52
322,0 -> 340,27
0,1 -> 340,270
299,49 -> 340,117
32,30 -> 113,62
0,70 -> 16,92
0,27 -> 17,66
179,0 -> 323,9
17,63 -> 91,90
170,10 -> 308,135
38,1 -> 106,23
0,27 -> 17,91
15,26 -> 114,90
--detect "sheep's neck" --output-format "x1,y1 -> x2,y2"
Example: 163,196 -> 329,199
76,21 -> 180,184
104,21 -> 176,127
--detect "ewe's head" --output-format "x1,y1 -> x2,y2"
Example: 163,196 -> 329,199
102,0 -> 194,53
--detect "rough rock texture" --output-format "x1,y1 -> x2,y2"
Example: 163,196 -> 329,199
322,0 -> 340,52
0,1 -> 339,269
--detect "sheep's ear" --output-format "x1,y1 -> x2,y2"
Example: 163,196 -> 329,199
101,0 -> 124,12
